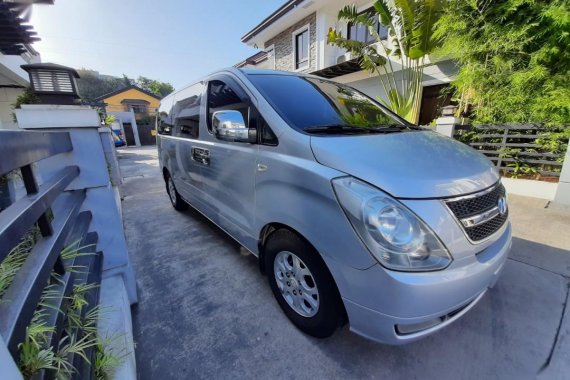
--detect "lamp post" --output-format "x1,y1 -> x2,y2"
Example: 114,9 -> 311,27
20,63 -> 81,105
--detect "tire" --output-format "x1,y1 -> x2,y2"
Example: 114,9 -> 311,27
265,229 -> 343,338
165,172 -> 188,211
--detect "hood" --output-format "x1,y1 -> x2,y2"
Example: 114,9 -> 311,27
310,131 -> 499,199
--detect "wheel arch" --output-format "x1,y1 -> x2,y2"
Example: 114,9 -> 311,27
258,222 -> 348,324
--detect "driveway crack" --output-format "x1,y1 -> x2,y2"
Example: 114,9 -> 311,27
540,279 -> 570,372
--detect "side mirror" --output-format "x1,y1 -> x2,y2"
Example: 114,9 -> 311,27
212,110 -> 256,143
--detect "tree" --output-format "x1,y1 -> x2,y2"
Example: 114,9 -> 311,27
135,76 -> 174,98
327,0 -> 444,122
433,0 -> 570,125
76,70 -> 174,101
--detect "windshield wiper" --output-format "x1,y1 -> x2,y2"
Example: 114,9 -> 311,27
304,124 -> 406,134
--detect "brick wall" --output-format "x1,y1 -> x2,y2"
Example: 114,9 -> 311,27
265,12 -> 316,72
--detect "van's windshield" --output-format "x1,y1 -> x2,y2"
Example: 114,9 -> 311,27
247,74 -> 417,135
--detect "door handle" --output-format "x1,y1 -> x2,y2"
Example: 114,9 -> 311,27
191,147 -> 210,165
257,163 -> 268,172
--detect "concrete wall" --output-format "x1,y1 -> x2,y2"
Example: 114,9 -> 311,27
336,60 -> 457,106
265,12 -> 317,73
0,87 -> 24,129
14,104 -> 137,379
109,111 -> 141,147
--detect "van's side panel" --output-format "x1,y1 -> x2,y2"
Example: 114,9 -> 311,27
253,130 -> 377,271
193,74 -> 259,252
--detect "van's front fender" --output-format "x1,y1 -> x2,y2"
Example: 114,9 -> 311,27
254,151 -> 375,271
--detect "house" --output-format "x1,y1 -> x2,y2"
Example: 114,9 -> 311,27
0,0 -> 52,130
239,0 -> 455,124
95,85 -> 161,146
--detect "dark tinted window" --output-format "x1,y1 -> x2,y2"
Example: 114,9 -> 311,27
157,96 -> 175,135
295,29 -> 309,69
348,8 -> 388,43
172,83 -> 203,139
207,79 -> 249,132
248,74 -> 406,133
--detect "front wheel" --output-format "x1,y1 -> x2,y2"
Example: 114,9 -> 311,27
165,173 -> 188,211
265,229 -> 344,338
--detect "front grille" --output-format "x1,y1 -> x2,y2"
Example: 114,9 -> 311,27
446,183 -> 507,242
446,183 -> 505,219
464,211 -> 508,241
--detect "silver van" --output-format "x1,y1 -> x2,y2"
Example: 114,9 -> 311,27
156,68 -> 511,344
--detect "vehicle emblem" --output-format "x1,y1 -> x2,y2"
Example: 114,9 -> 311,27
497,196 -> 507,216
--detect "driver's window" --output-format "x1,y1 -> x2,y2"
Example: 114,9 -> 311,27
207,79 -> 249,134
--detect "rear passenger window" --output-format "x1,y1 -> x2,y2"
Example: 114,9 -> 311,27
207,79 -> 249,133
157,96 -> 175,136
172,83 -> 204,139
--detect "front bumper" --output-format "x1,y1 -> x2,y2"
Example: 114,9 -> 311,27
328,222 -> 512,345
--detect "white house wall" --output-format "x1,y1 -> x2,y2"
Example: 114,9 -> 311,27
338,60 -> 458,107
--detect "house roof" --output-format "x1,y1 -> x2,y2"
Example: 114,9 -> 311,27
234,50 -> 270,68
94,85 -> 162,101
241,0 -> 305,43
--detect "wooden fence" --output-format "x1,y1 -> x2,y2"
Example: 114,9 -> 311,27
453,124 -> 568,179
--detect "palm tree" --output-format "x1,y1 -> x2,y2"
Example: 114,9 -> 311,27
327,0 -> 444,123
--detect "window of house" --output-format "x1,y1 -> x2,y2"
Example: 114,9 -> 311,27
129,104 -> 147,113
293,26 -> 309,70
348,8 -> 388,44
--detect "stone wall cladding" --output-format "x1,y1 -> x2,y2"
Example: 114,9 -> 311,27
265,12 -> 316,73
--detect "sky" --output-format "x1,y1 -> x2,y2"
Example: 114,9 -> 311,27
30,0 -> 284,89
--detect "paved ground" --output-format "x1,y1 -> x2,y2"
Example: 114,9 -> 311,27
118,146 -> 570,380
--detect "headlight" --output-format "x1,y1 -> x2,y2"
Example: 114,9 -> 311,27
332,177 -> 452,271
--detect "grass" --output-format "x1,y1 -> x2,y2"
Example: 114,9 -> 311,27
0,227 -> 125,379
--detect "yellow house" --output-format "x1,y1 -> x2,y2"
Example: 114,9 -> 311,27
95,85 -> 161,118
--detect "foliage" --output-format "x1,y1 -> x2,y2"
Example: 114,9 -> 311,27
13,87 -> 40,109
104,115 -> 117,125
76,69 -> 127,102
0,226 -> 41,299
327,0 -> 444,122
0,231 -> 123,379
136,76 -> 174,98
433,0 -> 570,124
76,69 -> 173,101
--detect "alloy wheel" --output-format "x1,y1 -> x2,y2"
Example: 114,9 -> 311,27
273,251 -> 319,317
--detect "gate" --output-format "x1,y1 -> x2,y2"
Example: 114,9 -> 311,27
123,123 -> 136,146
138,124 -> 156,145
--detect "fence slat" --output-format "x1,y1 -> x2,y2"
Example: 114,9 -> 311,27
70,250 -> 103,380
487,157 -> 563,166
470,142 -> 542,148
41,217 -> 95,357
0,166 -> 79,262
500,167 -> 561,176
0,190 -> 85,356
473,150 -> 562,158
476,134 -> 544,139
469,124 -> 545,130
0,131 -> 72,176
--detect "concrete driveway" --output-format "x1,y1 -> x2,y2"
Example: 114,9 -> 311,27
118,146 -> 570,380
